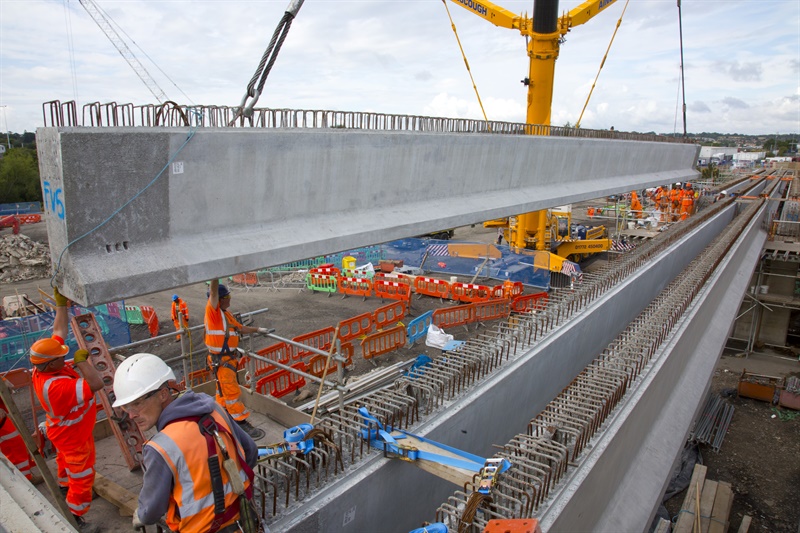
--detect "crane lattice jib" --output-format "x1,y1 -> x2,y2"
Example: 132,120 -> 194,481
78,0 -> 168,103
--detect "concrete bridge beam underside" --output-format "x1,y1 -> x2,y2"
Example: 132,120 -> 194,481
36,127 -> 699,305
271,205 -> 738,533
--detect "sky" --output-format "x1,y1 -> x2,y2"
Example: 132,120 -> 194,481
0,0 -> 798,136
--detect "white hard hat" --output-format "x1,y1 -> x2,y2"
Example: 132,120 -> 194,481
721,190 -> 727,195
675,182 -> 681,186
112,353 -> 176,407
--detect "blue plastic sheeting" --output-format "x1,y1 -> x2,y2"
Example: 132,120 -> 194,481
0,304 -> 132,373
0,202 -> 41,216
383,238 -> 551,289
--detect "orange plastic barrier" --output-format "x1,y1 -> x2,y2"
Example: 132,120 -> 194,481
184,368 -> 212,389
373,301 -> 407,330
491,281 -> 524,299
17,214 -> 41,224
414,276 -> 451,299
231,272 -> 259,286
140,305 -> 160,337
374,272 -> 414,284
338,312 -> 373,342
293,327 -> 336,360
309,266 -> 341,276
472,299 -> 511,322
432,304 -> 473,329
308,342 -> 354,377
337,276 -> 373,299
256,362 -> 307,398
361,326 -> 406,360
254,342 -> 292,376
374,280 -> 411,302
511,292 -> 549,313
450,282 -> 492,303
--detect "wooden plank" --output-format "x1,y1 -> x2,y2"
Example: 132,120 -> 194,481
736,515 -> 751,533
94,472 -> 138,517
699,479 -> 718,532
674,464 -> 707,533
709,481 -> 733,533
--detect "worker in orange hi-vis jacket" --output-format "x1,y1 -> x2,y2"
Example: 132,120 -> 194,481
30,287 -> 104,533
204,279 -> 268,441
0,397 -> 34,481
171,294 -> 189,342
630,190 -> 643,219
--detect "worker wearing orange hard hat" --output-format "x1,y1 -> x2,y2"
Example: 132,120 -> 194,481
171,294 -> 189,342
30,288 -> 103,533
0,397 -> 34,481
204,279 -> 268,441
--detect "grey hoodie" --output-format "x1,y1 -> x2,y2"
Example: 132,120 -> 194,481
137,390 -> 258,525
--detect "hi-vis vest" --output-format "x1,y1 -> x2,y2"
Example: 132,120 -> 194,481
32,365 -> 96,444
204,302 -> 241,355
147,405 -> 252,533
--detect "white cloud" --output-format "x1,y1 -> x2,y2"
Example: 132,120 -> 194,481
1,0 -> 798,135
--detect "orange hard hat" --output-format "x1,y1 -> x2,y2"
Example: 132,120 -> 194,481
30,338 -> 70,365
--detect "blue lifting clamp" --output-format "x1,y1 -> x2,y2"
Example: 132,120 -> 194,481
258,423 -> 315,459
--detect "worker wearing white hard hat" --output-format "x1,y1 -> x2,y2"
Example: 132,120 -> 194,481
113,353 -> 261,532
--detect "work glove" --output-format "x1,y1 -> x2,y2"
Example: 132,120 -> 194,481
73,349 -> 90,364
132,508 -> 144,531
53,287 -> 69,307
257,327 -> 275,335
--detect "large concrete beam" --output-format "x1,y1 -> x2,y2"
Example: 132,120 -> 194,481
37,127 -> 698,305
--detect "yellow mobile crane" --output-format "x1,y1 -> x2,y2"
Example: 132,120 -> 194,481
449,0 -> 618,268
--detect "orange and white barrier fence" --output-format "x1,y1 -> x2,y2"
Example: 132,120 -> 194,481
338,276 -> 373,299
231,272 -> 259,287
414,276 -> 451,300
256,362 -> 307,398
450,282 -> 492,303
361,326 -> 406,360
374,280 -> 412,302
253,342 -> 292,376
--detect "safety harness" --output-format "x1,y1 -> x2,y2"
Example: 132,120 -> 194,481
209,312 -> 240,399
169,413 -> 256,533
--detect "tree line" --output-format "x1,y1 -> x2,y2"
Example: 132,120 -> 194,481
0,138 -> 41,203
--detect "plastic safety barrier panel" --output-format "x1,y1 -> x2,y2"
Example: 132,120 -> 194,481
414,276 -> 451,300
231,272 -> 259,287
183,368 -> 212,389
306,273 -> 338,294
361,326 -> 406,361
16,214 -> 42,224
472,299 -> 511,322
123,305 -> 145,325
373,301 -> 407,330
450,282 -> 492,303
256,362 -> 307,398
406,310 -> 433,347
254,342 -> 292,376
337,312 -> 373,342
293,327 -> 336,361
309,266 -> 341,277
432,304 -> 473,329
510,292 -> 549,313
374,280 -> 412,302
140,305 -> 159,337
342,268 -> 375,280
307,342 -> 354,377
338,276 -> 373,299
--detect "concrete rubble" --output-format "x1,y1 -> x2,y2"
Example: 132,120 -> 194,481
0,233 -> 51,282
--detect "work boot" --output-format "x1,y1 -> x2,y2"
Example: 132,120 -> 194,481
72,514 -> 101,533
237,419 -> 265,441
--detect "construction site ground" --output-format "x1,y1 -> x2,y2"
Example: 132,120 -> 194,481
2,218 -> 799,532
